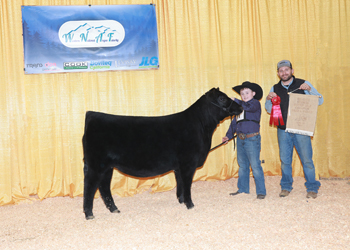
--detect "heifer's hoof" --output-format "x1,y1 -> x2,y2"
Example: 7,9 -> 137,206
85,215 -> 95,220
178,196 -> 184,204
111,208 -> 120,214
108,205 -> 120,213
185,202 -> 194,209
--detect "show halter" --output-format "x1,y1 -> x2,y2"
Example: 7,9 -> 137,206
208,97 -> 235,114
209,134 -> 236,152
205,94 -> 238,151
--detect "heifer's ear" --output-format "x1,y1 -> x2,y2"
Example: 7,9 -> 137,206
217,87 -> 220,91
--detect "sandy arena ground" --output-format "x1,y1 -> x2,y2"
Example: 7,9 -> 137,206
1,176 -> 350,250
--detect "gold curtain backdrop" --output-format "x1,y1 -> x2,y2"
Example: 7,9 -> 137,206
1,0 -> 349,205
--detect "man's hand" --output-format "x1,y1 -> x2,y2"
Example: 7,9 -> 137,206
299,83 -> 311,91
266,92 -> 277,100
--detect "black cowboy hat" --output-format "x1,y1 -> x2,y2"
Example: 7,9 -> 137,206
232,81 -> 263,100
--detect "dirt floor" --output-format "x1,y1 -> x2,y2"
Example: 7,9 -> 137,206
1,176 -> 350,250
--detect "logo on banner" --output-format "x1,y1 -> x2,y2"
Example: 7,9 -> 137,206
59,20 -> 125,48
115,60 -> 137,68
139,57 -> 158,68
90,61 -> 112,70
64,62 -> 88,70
42,62 -> 59,72
26,63 -> 43,68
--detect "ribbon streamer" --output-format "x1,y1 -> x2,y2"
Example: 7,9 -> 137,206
270,96 -> 284,126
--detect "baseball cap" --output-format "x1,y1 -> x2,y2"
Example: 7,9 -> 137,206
277,60 -> 292,70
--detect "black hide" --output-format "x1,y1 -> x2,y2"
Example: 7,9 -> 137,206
82,88 -> 243,219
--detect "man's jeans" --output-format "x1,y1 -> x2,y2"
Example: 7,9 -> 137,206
237,134 -> 266,195
277,128 -> 321,193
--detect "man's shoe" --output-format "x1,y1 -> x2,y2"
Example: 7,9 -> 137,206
230,191 -> 241,196
306,191 -> 317,199
257,194 -> 265,199
279,190 -> 290,197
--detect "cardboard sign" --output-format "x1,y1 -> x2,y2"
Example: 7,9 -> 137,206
285,93 -> 319,136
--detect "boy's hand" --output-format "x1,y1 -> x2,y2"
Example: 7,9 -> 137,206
266,92 -> 277,100
222,136 -> 229,144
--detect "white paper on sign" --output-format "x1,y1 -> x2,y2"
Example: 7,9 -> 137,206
285,93 -> 319,136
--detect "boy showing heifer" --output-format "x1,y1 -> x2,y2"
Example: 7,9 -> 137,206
222,81 -> 266,199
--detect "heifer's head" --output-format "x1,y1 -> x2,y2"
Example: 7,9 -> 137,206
205,88 -> 243,116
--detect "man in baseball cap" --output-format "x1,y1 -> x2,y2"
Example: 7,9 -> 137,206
265,60 -> 324,199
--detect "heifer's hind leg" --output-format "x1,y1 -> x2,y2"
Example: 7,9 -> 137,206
83,163 -> 100,220
174,170 -> 184,204
99,167 -> 120,214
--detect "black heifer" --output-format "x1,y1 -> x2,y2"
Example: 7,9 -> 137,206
82,88 -> 242,219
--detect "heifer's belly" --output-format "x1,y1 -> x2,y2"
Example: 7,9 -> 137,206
114,163 -> 175,178
105,148 -> 179,178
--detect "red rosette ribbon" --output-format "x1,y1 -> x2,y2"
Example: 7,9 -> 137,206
270,95 -> 284,126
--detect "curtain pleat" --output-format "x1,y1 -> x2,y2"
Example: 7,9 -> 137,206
0,0 -> 349,205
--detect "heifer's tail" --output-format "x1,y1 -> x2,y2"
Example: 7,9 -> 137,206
83,111 -> 94,133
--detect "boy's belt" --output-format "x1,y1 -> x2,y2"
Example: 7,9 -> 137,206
237,132 -> 259,140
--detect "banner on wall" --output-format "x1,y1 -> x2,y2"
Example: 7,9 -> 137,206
21,5 -> 159,74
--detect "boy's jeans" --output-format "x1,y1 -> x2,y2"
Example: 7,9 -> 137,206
237,134 -> 266,195
277,128 -> 321,193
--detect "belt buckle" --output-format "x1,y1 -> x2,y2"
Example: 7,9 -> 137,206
238,133 -> 246,140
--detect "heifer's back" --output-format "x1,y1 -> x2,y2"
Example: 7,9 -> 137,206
83,87 -> 242,219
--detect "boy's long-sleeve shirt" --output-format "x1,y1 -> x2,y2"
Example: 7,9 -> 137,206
225,98 -> 261,139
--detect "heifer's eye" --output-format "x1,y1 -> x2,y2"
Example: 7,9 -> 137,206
218,96 -> 226,103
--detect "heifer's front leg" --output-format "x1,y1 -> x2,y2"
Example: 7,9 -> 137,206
181,168 -> 196,209
99,167 -> 120,214
174,170 -> 184,204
